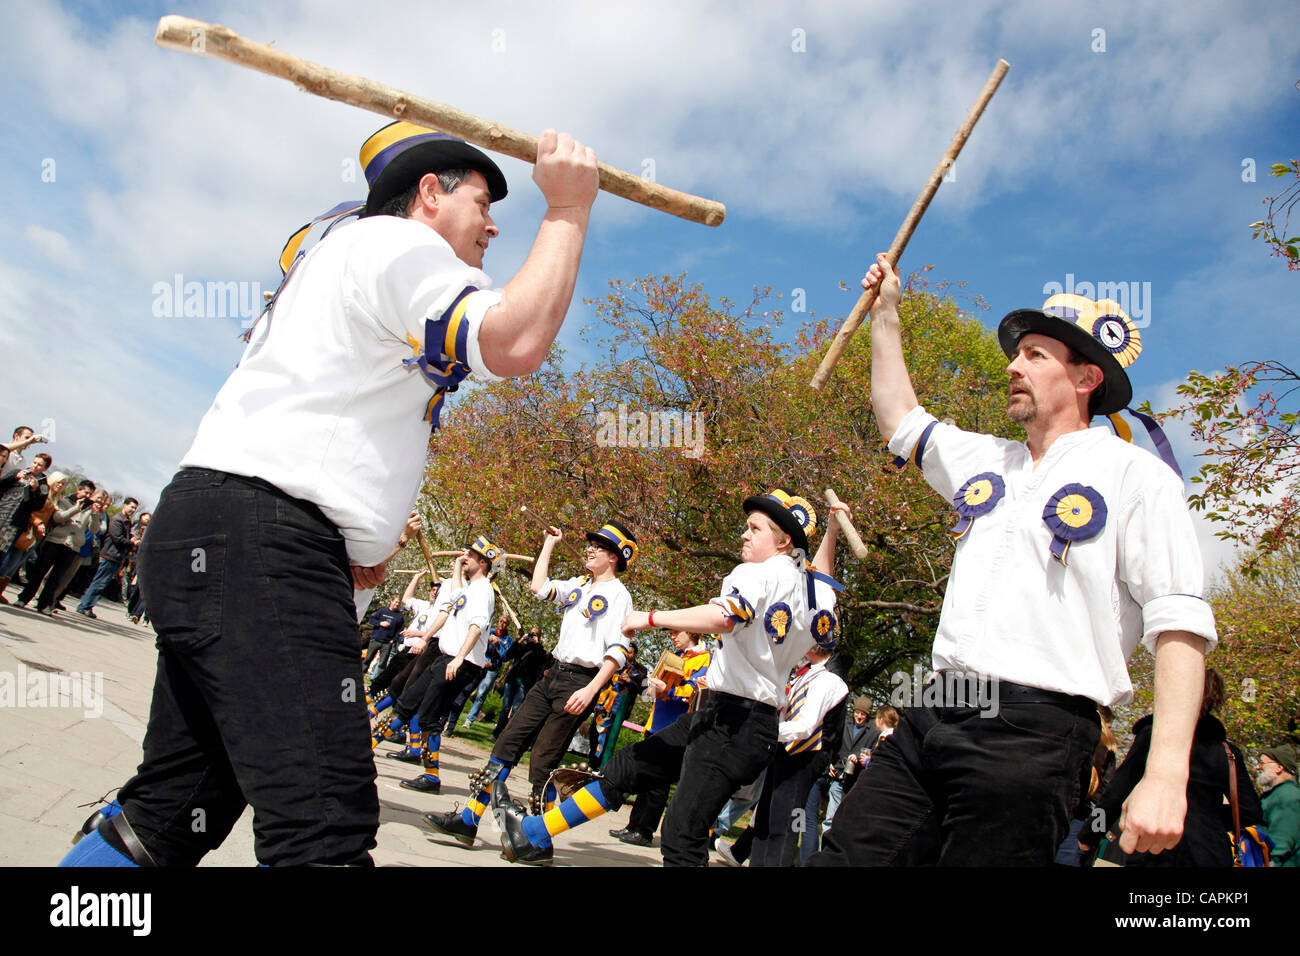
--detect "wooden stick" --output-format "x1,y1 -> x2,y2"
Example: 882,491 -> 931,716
495,589 -> 522,632
824,488 -> 869,561
154,16 -> 726,227
809,60 -> 1010,391
414,529 -> 438,580
426,549 -> 535,563
519,505 -> 586,563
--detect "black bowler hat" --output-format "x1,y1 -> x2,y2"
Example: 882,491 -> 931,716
359,121 -> 508,218
742,489 -> 816,557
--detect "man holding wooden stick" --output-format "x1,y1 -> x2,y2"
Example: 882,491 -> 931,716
810,255 -> 1215,866
61,121 -> 599,867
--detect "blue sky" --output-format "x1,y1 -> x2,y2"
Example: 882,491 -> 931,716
1,0 -> 1296,576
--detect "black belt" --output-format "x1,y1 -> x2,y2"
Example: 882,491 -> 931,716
554,661 -> 599,678
698,690 -> 778,716
930,673 -> 1096,716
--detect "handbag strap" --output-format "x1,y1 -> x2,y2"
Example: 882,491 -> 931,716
1224,741 -> 1242,864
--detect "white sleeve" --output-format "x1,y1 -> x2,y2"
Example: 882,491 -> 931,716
1117,467 -> 1218,656
361,225 -> 505,384
462,580 -> 494,637
538,575 -> 587,609
709,563 -> 768,625
886,405 -> 1009,503
599,585 -> 635,669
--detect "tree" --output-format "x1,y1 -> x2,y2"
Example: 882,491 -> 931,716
1249,159 -> 1300,271
413,271 -> 1014,693
1157,360 -> 1299,575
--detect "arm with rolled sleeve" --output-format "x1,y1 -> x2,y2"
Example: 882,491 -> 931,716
1114,465 -> 1215,855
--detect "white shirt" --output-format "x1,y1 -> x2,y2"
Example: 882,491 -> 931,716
539,575 -> 634,669
888,405 -> 1217,706
182,216 -> 504,567
435,576 -> 495,666
778,661 -> 848,747
706,555 -> 835,709
401,597 -> 435,650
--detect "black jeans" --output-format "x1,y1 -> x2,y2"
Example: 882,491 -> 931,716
393,651 -> 482,734
601,692 -> 778,867
17,540 -> 78,610
751,746 -> 831,867
492,663 -> 597,787
115,469 -> 378,866
810,696 -> 1100,866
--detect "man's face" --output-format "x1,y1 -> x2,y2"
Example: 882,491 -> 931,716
740,512 -> 787,563
29,458 -> 48,476
75,485 -> 92,501
389,597 -> 402,611
853,709 -> 868,726
121,501 -> 138,519
1256,755 -> 1284,789
1005,333 -> 1097,426
424,170 -> 498,269
584,540 -> 618,576
463,550 -> 490,579
14,428 -> 32,442
529,628 -> 541,642
671,630 -> 694,651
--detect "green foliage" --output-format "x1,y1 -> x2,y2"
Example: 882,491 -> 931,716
1248,159 -> 1300,270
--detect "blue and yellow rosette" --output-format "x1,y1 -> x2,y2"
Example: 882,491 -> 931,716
452,594 -> 467,616
582,594 -> 609,620
1042,483 -> 1107,566
764,602 -> 792,645
950,473 -> 1006,540
559,587 -> 583,609
811,609 -> 837,650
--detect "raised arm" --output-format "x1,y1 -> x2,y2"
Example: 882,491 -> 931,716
863,253 -> 919,444
529,527 -> 562,595
477,131 -> 599,378
401,568 -> 428,605
810,501 -> 850,576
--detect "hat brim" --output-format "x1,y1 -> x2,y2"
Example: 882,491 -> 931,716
742,495 -> 809,555
362,140 -> 508,217
997,310 -> 1132,416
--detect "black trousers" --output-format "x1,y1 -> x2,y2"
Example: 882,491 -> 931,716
810,697 -> 1099,866
369,649 -> 414,699
393,652 -> 482,733
750,747 -> 831,867
600,692 -> 778,867
116,469 -> 377,866
17,540 -> 79,611
492,663 -> 597,787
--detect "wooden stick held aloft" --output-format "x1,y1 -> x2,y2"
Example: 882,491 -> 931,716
824,488 -> 869,560
154,16 -> 726,227
809,59 -> 1010,391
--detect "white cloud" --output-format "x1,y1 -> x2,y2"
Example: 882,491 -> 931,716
22,224 -> 82,271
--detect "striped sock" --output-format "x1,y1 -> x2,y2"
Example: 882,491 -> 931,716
406,729 -> 422,757
421,733 -> 441,781
461,759 -> 512,826
521,782 -> 612,849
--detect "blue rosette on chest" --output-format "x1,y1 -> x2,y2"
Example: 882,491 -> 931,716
1042,483 -> 1107,566
949,472 -> 1006,540
452,594 -> 467,616
582,594 -> 609,620
764,602 -> 793,645
811,609 -> 838,650
559,586 -> 583,609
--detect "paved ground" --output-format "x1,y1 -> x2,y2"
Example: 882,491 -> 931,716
0,583 -> 660,867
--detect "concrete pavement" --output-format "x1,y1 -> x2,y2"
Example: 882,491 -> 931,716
0,583 -> 660,867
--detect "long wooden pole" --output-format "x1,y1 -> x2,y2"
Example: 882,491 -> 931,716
154,15 -> 725,227
809,60 -> 1010,391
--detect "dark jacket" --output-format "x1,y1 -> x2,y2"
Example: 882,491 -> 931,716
99,513 -> 134,564
834,718 -> 879,777
504,639 -> 552,690
1082,714 -> 1262,866
367,607 -> 405,644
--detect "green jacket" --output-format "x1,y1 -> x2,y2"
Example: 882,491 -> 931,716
1261,778 -> 1300,867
